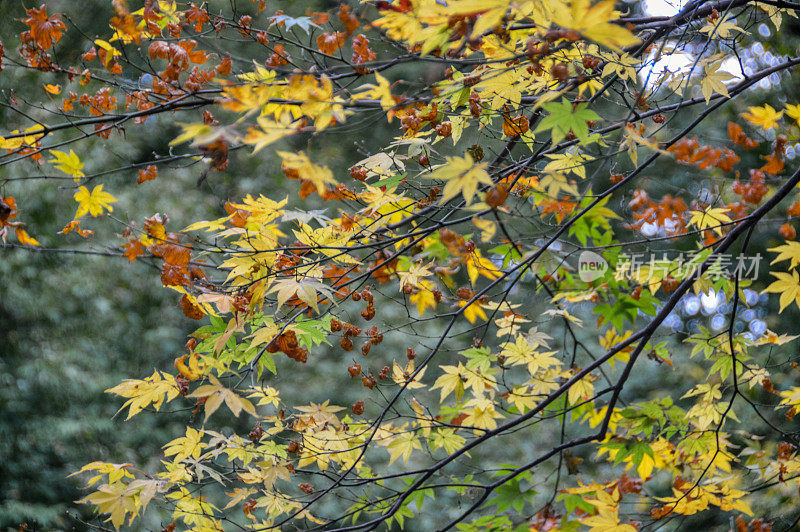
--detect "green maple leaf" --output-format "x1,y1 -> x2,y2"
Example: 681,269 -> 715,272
535,99 -> 601,145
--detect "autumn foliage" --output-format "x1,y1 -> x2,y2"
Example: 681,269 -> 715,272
5,0 -> 800,530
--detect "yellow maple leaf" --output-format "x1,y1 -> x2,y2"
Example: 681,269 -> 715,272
786,103 -> 800,126
70,462 -> 134,486
472,216 -> 496,242
247,386 -> 281,408
243,115 -> 296,153
169,122 -> 236,147
501,334 -> 560,376
163,427 -> 205,463
73,184 -> 117,218
688,207 -> 731,236
462,396 -> 504,434
700,18 -> 747,39
409,279 -> 438,315
764,270 -> 800,312
106,370 -> 180,420
432,364 -> 467,403
568,373 -> 596,405
429,428 -> 466,454
700,60 -> 734,104
391,359 -> 427,389
427,153 -> 493,205
581,506 -> 636,532
350,72 -> 394,112
475,68 -> 523,111
293,224 -> 358,264
77,482 -> 138,530
458,299 -> 488,324
49,149 -> 85,179
386,432 -> 422,464
779,386 -> 800,417
465,249 -> 502,284
268,278 -> 333,313
396,261 -> 433,289
768,240 -> 800,270
187,375 -> 258,422
0,126 -> 47,150
742,104 -> 783,130
551,0 -> 640,50
507,386 -> 538,414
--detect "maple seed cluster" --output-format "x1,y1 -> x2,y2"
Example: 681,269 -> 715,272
331,319 -> 361,351
248,423 -> 264,442
266,329 -> 309,363
357,286 -> 376,321
332,316 -> 383,356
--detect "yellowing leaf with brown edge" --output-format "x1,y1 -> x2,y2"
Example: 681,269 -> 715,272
268,278 -> 334,313
278,150 -> 338,194
15,228 -> 39,247
59,220 -> 93,238
764,270 -> 800,312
